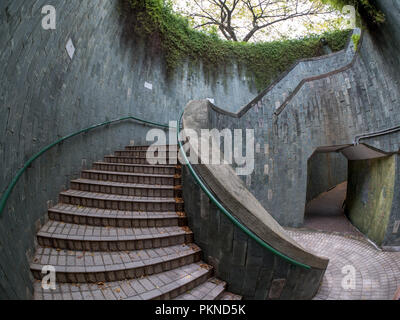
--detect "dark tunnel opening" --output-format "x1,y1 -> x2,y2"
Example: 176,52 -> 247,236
304,151 -> 361,235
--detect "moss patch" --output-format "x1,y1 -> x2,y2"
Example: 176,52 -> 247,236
352,33 -> 361,51
123,0 -> 352,92
346,156 -> 395,245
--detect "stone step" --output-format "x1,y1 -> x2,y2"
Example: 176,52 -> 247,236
59,190 -> 184,212
70,179 -> 182,198
37,221 -> 193,252
48,204 -> 186,228
125,145 -> 179,151
81,169 -> 181,186
104,155 -> 179,165
33,262 -> 213,300
92,162 -> 181,175
219,292 -> 243,300
31,244 -> 202,283
174,278 -> 227,300
114,150 -> 178,158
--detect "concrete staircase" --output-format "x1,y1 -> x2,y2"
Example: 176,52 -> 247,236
31,144 -> 241,300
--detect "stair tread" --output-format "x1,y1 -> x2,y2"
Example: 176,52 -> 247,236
31,243 -> 200,272
37,221 -> 192,241
82,169 -> 177,178
94,162 -> 179,168
49,204 -> 183,219
126,144 -> 178,147
33,262 -> 211,300
106,155 -> 177,160
60,189 -> 180,202
219,292 -> 243,300
71,178 -> 179,190
174,278 -> 226,300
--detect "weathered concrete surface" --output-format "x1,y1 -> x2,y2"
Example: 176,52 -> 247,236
182,100 -> 328,299
210,24 -> 400,227
347,155 -> 400,247
306,151 -> 348,203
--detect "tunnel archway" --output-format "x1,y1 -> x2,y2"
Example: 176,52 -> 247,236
304,148 -> 357,234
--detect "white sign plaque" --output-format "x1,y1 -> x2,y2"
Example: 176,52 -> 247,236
66,38 -> 75,59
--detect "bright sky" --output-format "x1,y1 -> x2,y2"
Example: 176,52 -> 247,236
171,0 -> 350,42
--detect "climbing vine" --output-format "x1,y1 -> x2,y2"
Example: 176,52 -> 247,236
352,33 -> 361,51
124,0 -> 353,91
319,0 -> 385,25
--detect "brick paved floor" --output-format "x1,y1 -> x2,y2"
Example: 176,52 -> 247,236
287,230 -> 400,300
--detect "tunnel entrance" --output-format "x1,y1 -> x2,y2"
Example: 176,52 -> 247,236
304,150 -> 360,234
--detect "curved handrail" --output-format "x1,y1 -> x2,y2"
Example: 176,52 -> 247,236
177,109 -> 311,269
205,29 -> 359,119
354,124 -> 400,145
0,116 -> 170,216
0,109 -> 311,270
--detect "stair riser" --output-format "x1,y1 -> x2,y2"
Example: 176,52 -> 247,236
105,156 -> 179,165
93,163 -> 181,175
115,151 -> 178,158
81,172 -> 180,186
48,210 -> 187,228
31,252 -> 201,284
70,182 -> 182,198
158,271 -> 213,300
125,146 -> 179,151
59,195 -> 184,211
37,233 -> 194,252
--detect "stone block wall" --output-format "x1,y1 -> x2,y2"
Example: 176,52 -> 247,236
210,20 -> 400,227
183,166 -> 324,300
346,155 -> 397,246
0,0 -> 256,299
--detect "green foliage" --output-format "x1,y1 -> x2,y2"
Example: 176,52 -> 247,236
125,0 -> 352,92
352,33 -> 361,51
319,0 -> 385,25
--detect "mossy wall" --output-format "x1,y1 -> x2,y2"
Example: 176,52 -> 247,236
346,156 -> 396,246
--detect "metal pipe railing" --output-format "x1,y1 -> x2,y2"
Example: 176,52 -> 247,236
0,111 -> 310,269
0,116 -> 169,216
177,110 -> 311,269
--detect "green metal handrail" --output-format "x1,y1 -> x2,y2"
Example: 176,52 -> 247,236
0,110 -> 310,269
177,110 -> 311,269
0,116 -> 169,216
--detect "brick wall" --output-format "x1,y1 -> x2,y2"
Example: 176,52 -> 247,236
211,23 -> 400,227
0,0 -> 256,299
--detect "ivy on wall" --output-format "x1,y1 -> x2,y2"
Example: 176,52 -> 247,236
319,0 -> 385,25
125,0 -> 352,92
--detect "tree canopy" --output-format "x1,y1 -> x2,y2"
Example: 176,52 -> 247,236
172,0 -> 350,42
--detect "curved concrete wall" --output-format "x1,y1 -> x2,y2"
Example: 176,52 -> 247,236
0,0 -> 256,299
346,155 -> 396,246
182,100 -> 328,300
210,23 -> 400,227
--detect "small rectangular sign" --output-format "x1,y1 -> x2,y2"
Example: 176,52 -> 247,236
144,82 -> 153,90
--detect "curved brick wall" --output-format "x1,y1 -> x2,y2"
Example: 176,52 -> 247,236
1,0 -> 400,300
210,22 -> 400,228
0,0 -> 256,299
